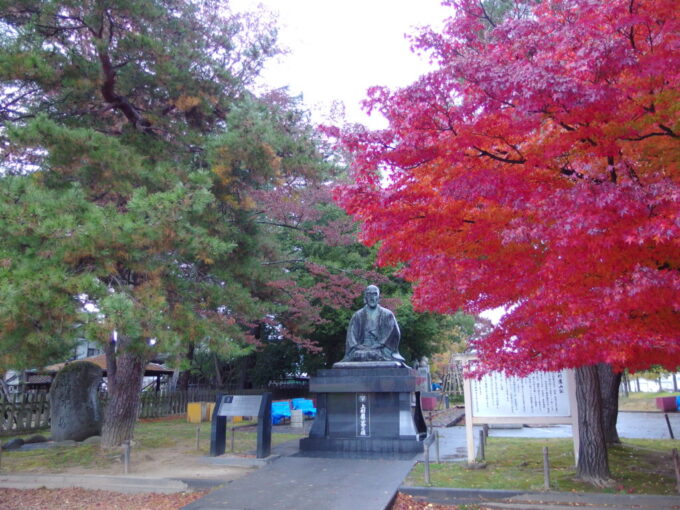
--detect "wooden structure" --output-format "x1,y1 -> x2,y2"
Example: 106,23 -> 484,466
44,354 -> 174,392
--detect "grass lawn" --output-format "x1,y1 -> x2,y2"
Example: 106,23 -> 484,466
0,416 -> 305,473
619,391 -> 679,412
405,436 -> 680,495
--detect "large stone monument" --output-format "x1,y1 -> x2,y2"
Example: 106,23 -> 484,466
50,361 -> 103,441
300,285 -> 427,455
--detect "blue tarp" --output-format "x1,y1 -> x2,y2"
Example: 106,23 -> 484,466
676,395 -> 680,411
272,401 -> 291,424
291,398 -> 317,418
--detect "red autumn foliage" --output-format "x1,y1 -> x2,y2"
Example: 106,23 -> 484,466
252,180 -> 388,350
334,0 -> 680,375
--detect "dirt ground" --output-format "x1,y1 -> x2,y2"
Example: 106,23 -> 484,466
1,440 -> 255,509
59,443 -> 255,480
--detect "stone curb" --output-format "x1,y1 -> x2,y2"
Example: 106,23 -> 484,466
200,454 -> 280,468
401,486 -> 680,509
0,474 -> 191,494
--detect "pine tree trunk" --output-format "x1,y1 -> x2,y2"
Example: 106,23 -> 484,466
176,342 -> 195,392
213,353 -> 223,387
597,363 -> 622,445
575,365 -> 612,486
101,349 -> 145,448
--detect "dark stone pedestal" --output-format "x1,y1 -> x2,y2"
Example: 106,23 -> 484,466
299,367 -> 427,455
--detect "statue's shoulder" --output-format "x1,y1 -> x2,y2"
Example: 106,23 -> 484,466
350,307 -> 366,320
378,305 -> 396,318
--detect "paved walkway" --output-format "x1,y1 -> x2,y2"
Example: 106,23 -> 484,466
182,453 -> 416,510
488,411 -> 680,440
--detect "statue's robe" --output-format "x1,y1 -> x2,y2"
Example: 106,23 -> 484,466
342,305 -> 406,363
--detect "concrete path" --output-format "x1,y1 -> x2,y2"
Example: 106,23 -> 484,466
488,411 -> 680,440
181,454 -> 416,510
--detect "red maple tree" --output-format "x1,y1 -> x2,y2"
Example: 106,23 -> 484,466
333,0 -> 679,483
335,0 -> 679,374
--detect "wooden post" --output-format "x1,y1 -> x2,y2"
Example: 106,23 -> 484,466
672,449 -> 680,494
463,376 -> 475,464
230,427 -> 235,452
435,430 -> 440,463
543,446 -> 551,490
424,438 -> 431,485
122,441 -> 131,474
482,423 -> 489,439
666,414 -> 675,440
196,424 -> 201,450
478,429 -> 485,461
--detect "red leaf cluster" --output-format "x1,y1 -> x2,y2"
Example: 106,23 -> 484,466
335,0 -> 680,375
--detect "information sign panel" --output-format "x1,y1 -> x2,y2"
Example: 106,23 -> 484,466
210,393 -> 272,459
471,370 -> 570,418
458,355 -> 579,465
217,395 -> 263,417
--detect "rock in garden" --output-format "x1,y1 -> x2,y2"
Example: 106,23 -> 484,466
24,434 -> 48,444
50,361 -> 103,441
2,438 -> 25,450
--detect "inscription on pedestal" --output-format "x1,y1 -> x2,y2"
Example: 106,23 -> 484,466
300,366 -> 427,455
356,393 -> 370,437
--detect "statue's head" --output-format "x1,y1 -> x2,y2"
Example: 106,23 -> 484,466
364,285 -> 380,309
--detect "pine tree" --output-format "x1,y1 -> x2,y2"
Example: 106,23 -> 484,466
0,0 -> 281,447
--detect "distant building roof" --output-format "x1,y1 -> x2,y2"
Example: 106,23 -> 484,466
26,374 -> 53,385
43,354 -> 174,377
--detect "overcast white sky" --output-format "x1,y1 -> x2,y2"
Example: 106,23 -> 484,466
230,0 -> 452,127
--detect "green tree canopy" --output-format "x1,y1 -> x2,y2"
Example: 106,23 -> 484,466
0,0 -> 299,446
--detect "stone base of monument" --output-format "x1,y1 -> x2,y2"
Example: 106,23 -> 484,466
299,367 -> 427,455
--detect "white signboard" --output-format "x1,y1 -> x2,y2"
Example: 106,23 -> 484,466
459,356 -> 579,464
471,370 -> 570,418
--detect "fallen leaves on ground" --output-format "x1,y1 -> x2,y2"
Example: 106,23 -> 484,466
391,492 -> 493,510
0,487 -> 206,510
